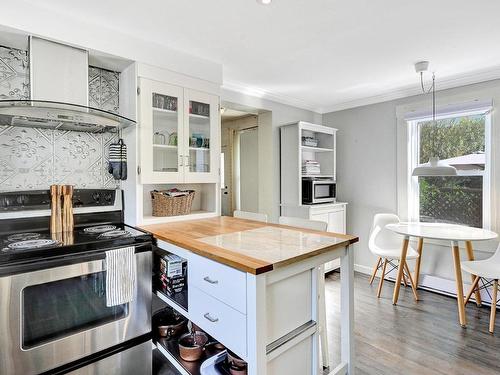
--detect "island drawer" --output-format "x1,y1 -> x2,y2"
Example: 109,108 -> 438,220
189,286 -> 247,358
189,253 -> 247,314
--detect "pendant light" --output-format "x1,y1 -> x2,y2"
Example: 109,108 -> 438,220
412,61 -> 457,177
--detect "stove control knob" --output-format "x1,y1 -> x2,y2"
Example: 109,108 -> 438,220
17,195 -> 29,206
104,193 -> 113,204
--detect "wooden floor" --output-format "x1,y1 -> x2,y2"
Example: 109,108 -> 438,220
324,272 -> 500,375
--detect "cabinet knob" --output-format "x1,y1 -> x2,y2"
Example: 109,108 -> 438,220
203,276 -> 219,284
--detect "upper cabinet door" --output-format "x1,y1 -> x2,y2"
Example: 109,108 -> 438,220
139,79 -> 185,184
183,89 -> 220,183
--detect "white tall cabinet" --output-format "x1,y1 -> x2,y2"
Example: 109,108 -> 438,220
280,121 -> 347,272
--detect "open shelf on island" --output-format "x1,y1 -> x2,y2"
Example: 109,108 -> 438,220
155,337 -> 228,375
154,288 -> 188,316
153,348 -> 182,375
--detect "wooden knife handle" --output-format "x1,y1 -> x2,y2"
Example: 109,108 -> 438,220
50,185 -> 63,234
62,185 -> 74,232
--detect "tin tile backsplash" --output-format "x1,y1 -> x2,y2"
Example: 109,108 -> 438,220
0,46 -> 120,190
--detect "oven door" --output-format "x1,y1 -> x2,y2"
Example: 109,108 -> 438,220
0,248 -> 151,375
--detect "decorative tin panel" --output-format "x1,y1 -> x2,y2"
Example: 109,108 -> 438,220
89,66 -> 120,113
0,45 -> 29,100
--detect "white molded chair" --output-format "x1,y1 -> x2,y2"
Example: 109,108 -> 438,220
462,244 -> 500,333
368,213 -> 419,300
233,210 -> 268,223
278,216 -> 330,369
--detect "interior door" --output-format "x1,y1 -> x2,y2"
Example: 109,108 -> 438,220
139,78 -> 184,184
183,89 -> 220,183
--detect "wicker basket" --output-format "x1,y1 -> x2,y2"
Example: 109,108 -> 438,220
151,190 -> 195,217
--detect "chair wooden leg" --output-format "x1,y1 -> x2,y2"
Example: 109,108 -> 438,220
369,257 -> 382,285
393,237 -> 409,305
466,241 -> 482,306
404,262 -> 419,301
490,280 -> 498,334
402,268 -> 409,287
464,276 -> 481,305
377,259 -> 388,298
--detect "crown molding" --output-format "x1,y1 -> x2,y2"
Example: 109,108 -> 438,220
319,65 -> 500,113
222,80 -> 322,113
225,65 -> 500,115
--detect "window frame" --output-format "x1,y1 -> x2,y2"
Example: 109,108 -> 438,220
407,109 -> 492,229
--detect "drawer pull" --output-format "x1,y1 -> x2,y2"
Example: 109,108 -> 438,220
203,276 -> 219,284
204,313 -> 219,323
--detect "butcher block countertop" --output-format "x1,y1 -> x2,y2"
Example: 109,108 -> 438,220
141,216 -> 358,274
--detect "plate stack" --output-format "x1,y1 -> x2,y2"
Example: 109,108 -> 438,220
302,160 -> 321,175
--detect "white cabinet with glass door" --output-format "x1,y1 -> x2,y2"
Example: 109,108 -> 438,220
139,79 -> 220,184
184,88 -> 220,183
139,79 -> 184,183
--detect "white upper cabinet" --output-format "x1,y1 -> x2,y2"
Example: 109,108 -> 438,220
139,78 -> 220,184
184,88 -> 220,183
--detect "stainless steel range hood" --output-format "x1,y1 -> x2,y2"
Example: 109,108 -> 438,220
0,37 -> 135,133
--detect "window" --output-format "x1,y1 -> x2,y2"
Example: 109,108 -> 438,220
408,110 -> 491,228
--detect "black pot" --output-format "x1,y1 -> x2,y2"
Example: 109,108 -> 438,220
153,307 -> 188,339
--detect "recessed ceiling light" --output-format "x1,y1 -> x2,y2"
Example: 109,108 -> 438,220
257,0 -> 272,5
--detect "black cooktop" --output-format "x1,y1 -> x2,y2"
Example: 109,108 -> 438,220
0,222 -> 152,267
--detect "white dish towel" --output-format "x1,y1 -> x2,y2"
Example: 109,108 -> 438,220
105,246 -> 136,307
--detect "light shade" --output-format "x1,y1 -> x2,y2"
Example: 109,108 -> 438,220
412,157 -> 458,177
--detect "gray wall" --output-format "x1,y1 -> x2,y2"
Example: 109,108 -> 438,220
240,128 -> 259,212
323,79 -> 500,283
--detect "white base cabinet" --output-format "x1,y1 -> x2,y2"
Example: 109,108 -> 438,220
281,202 -> 347,272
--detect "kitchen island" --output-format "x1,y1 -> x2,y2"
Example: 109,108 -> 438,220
142,216 -> 358,375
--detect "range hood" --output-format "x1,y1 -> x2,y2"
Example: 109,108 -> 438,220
0,37 -> 135,133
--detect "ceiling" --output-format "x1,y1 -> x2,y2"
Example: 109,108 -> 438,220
221,108 -> 255,120
19,0 -> 500,113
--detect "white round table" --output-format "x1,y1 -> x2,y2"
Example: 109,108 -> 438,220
386,222 -> 497,327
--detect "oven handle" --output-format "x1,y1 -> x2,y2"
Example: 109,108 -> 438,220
0,242 -> 152,277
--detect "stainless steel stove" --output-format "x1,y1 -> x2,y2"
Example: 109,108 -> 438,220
0,189 -> 152,375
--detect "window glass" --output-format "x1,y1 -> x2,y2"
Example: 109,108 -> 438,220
418,115 -> 485,166
419,176 -> 483,227
414,113 -> 486,227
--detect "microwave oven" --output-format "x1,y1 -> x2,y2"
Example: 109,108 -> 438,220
302,178 -> 336,204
